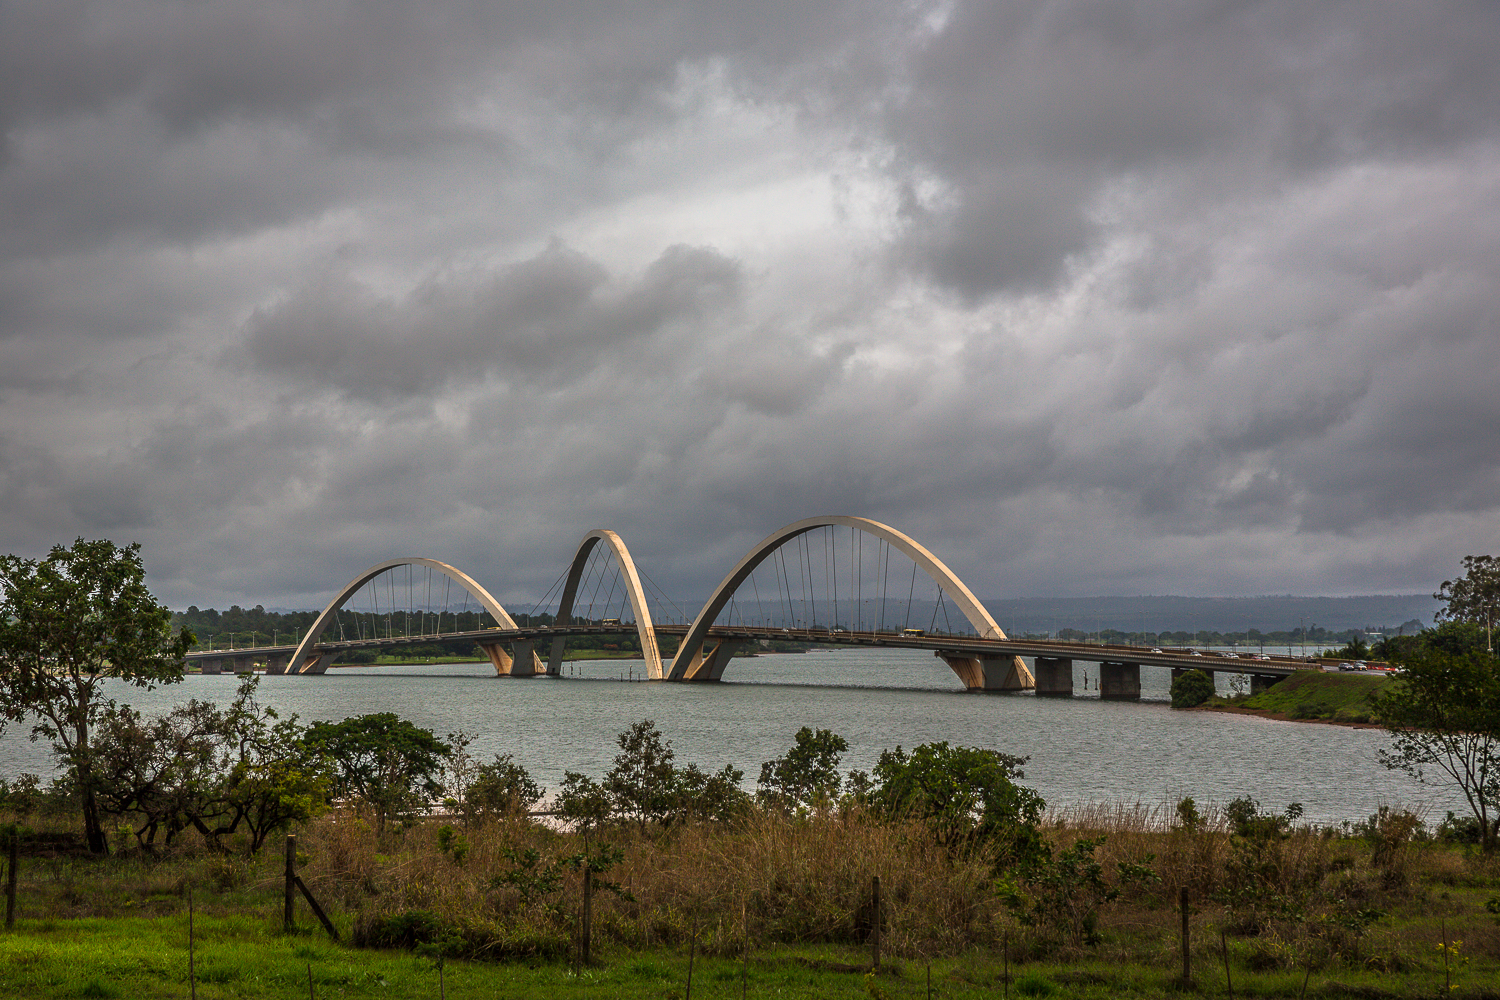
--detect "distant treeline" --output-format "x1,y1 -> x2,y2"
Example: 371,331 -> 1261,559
171,606 -> 660,657
1035,622 -> 1426,648
173,600 -> 1428,654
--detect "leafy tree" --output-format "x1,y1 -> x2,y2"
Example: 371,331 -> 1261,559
302,713 -> 451,833
90,700 -> 228,850
1224,796 -> 1304,839
869,742 -> 1046,867
0,539 -> 193,853
1435,555 -> 1500,636
1374,646 -> 1500,852
556,771 -> 612,840
88,678 -> 326,853
466,753 -> 544,820
203,678 -> 327,852
603,719 -> 678,833
1169,669 -> 1216,709
1000,836 -> 1159,946
758,727 -> 848,812
669,762 -> 750,824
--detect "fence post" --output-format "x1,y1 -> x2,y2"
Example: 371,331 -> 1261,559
870,875 -> 882,972
581,868 -> 593,966
5,828 -> 17,930
284,835 -> 296,932
1180,887 -> 1190,985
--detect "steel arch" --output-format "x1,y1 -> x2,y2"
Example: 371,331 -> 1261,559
284,557 -> 519,675
545,529 -> 663,678
665,515 -> 1025,684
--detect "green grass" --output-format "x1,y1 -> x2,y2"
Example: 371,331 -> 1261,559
1208,669 -> 1388,723
4,921 -> 1498,999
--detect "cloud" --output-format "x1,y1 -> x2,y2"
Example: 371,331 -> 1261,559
241,241 -> 741,400
1,0 -> 1498,613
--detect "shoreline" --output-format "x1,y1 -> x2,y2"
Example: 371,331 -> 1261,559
1190,702 -> 1384,729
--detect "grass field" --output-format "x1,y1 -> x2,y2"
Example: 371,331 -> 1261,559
1204,670 -> 1388,724
1,797 -> 1498,999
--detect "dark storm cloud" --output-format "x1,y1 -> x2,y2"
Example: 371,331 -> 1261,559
891,0 -> 1500,299
2,0 -> 1498,610
242,241 -> 741,400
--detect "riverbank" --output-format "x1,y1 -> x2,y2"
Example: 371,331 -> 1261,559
1197,669 -> 1389,726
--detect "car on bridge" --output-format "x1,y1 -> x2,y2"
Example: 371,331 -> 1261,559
901,628 -> 926,637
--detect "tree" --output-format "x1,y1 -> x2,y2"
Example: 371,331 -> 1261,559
88,678 -> 327,853
869,742 -> 1047,867
1373,646 -> 1500,852
669,762 -> 750,825
1435,555 -> 1500,640
1170,669 -> 1216,709
556,771 -> 612,840
203,678 -> 327,852
302,713 -> 451,833
90,699 -> 229,850
758,727 -> 848,813
0,539 -> 192,853
465,753 -> 544,821
603,720 -> 678,833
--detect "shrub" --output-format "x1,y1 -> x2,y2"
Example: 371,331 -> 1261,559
1170,669 -> 1216,708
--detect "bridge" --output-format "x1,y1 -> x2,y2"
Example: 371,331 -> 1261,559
184,515 -> 1315,699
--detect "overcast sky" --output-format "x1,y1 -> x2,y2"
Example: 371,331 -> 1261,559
2,1 -> 1497,612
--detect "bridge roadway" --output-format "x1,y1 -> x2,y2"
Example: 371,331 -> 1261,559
184,626 -> 1320,699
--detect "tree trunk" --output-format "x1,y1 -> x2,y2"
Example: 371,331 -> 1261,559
81,783 -> 108,854
73,714 -> 109,855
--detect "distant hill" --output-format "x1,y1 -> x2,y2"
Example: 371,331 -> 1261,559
977,595 -> 1439,635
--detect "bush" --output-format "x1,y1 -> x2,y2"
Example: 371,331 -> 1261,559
1170,669 -> 1216,709
869,742 -> 1046,867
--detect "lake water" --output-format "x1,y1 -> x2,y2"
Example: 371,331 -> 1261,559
0,648 -> 1457,827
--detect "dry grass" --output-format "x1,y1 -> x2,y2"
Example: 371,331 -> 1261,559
271,798 -> 1500,976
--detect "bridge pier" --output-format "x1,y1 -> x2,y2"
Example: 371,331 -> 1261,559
300,652 -> 335,675
232,656 -> 256,675
1099,661 -> 1141,701
682,640 -> 743,681
1033,656 -> 1073,696
264,654 -> 290,675
936,652 -> 1035,692
546,636 -> 567,676
1251,674 -> 1282,695
198,658 -> 222,675
482,640 -> 544,677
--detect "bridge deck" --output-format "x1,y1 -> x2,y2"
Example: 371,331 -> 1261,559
185,626 -> 1326,677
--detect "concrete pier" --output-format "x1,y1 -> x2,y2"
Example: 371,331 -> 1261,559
936,652 -> 1034,691
1033,656 -> 1074,696
1250,674 -> 1282,694
1099,661 -> 1141,701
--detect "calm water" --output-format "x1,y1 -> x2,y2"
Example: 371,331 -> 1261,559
0,648 -> 1454,827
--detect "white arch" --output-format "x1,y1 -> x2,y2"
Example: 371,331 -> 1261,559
666,515 -> 1023,684
284,558 -> 519,675
545,530 -> 663,679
